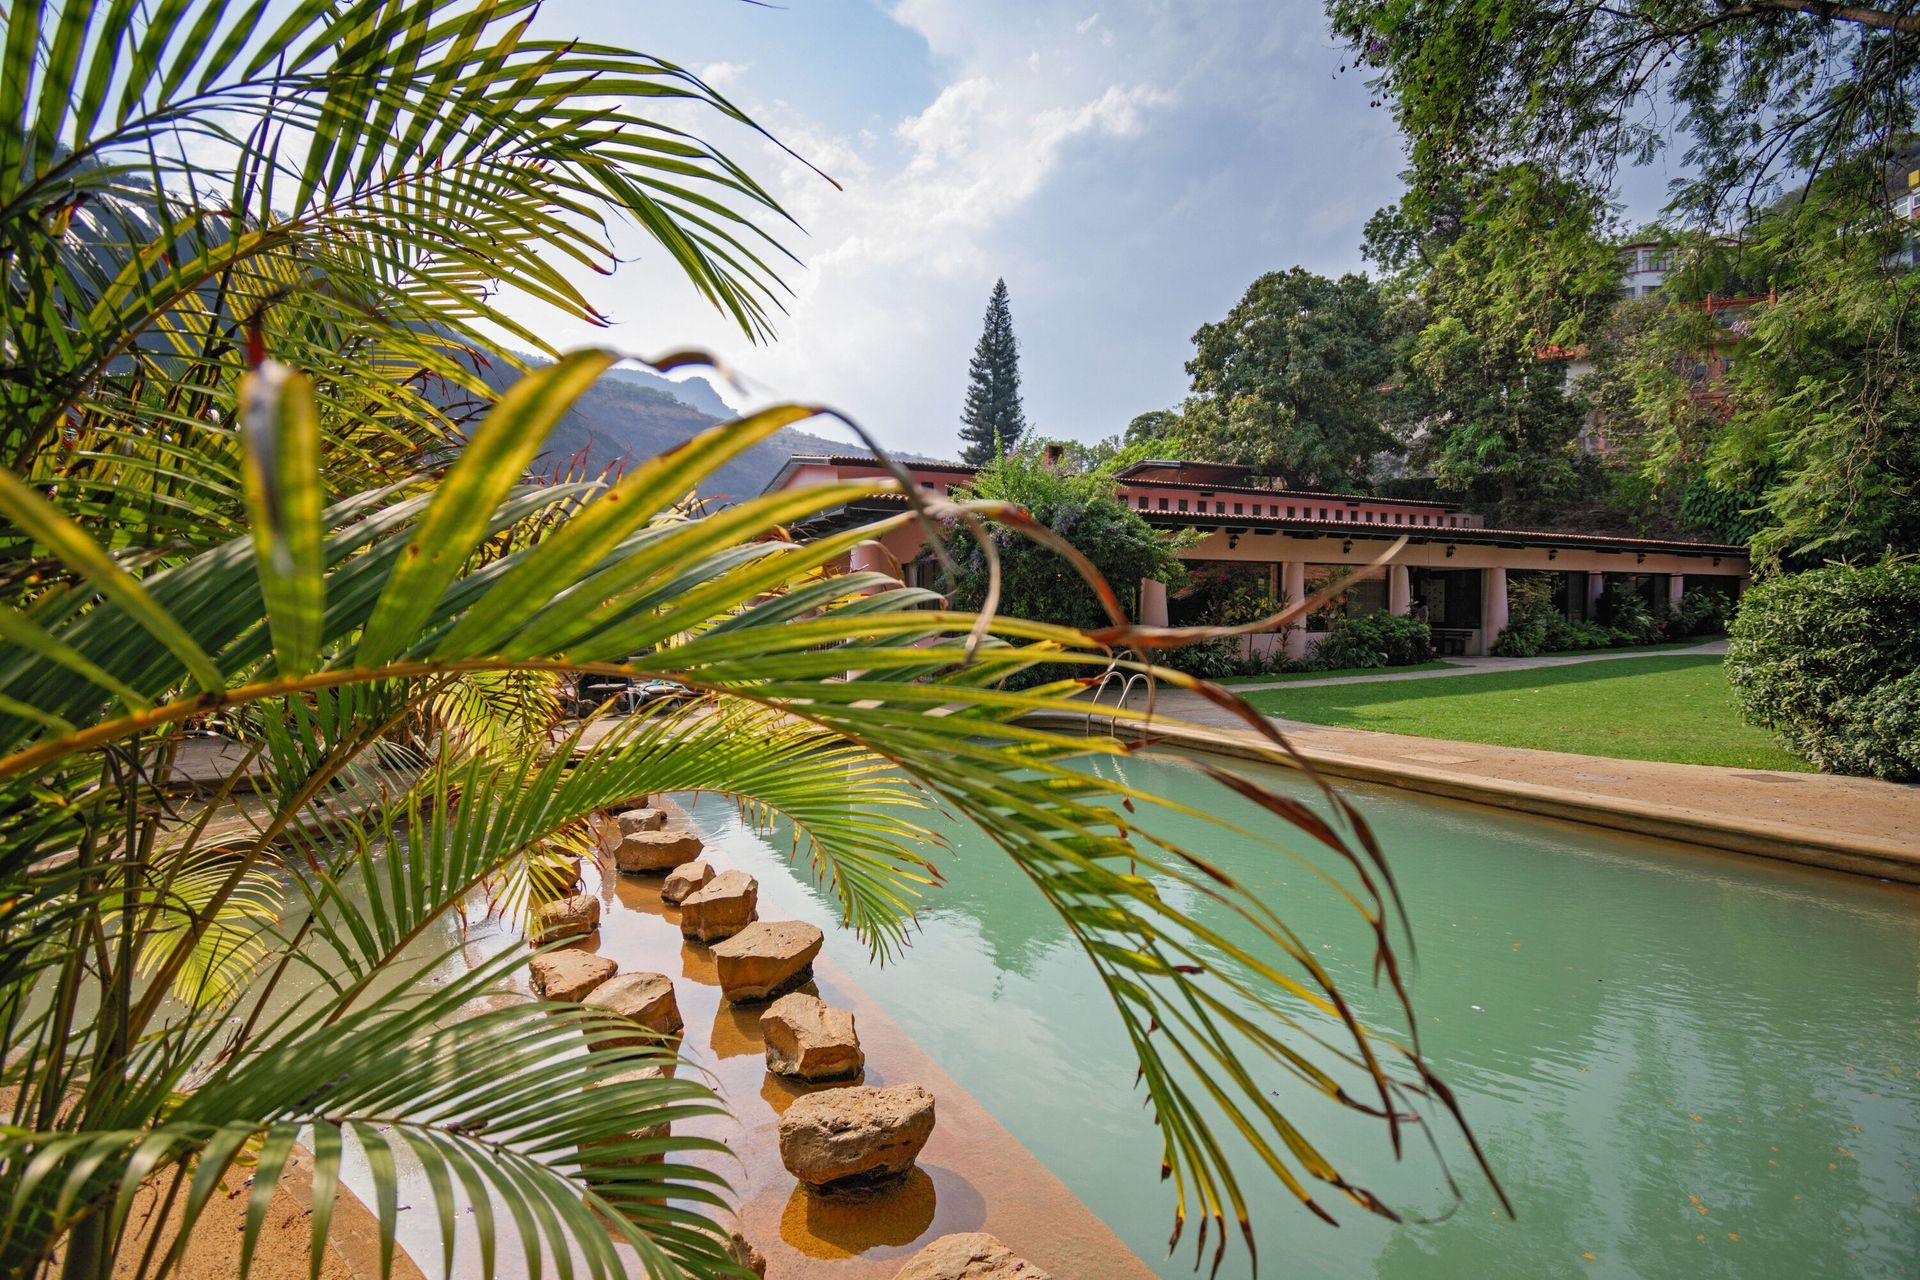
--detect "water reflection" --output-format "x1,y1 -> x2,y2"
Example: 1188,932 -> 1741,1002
780,1168 -> 940,1255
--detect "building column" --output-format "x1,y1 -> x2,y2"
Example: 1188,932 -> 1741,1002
1281,561 -> 1308,660
1388,564 -> 1411,616
1139,578 -> 1168,627
1482,567 -> 1509,655
1668,574 -> 1687,611
1585,571 -> 1605,619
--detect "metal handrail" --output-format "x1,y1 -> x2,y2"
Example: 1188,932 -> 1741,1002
1083,668 -> 1149,737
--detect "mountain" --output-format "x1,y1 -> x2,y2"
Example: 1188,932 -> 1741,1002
595,365 -> 736,418
469,353 -> 935,500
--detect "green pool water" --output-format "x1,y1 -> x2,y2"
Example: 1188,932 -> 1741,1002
681,750 -> 1920,1280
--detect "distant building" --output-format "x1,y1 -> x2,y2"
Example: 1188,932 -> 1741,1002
1617,241 -> 1672,298
765,455 -> 1749,658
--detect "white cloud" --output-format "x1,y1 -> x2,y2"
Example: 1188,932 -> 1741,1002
506,0 -> 1409,456
695,61 -> 748,89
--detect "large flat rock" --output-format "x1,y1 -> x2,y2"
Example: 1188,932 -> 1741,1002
581,972 -> 682,1047
778,1084 -> 935,1190
529,949 -> 616,1001
678,869 -> 758,942
892,1233 -> 1052,1280
760,992 -> 863,1081
712,921 -> 823,1004
614,830 -> 703,874
660,859 -> 714,905
529,893 -> 599,943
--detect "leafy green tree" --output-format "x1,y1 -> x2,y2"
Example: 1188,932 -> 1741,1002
1328,0 -> 1920,557
1581,184 -> 1920,564
1178,267 -> 1396,489
941,444 -> 1184,634
1326,0 -> 1920,224
1367,167 -> 1621,523
0,5 -> 1497,1276
958,278 -> 1029,464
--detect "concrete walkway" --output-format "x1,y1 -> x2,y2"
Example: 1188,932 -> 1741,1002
1227,638 -> 1729,691
1069,680 -> 1920,883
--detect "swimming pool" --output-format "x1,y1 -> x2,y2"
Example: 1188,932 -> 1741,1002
680,749 -> 1920,1279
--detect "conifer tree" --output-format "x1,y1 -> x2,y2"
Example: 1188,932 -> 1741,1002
958,278 -> 1028,464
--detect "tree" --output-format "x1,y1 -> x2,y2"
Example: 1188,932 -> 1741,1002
1327,0 -> 1920,552
1598,190 -> 1920,565
1178,268 -> 1396,489
0,5 -> 1497,1275
1326,0 -> 1920,227
941,443 -> 1185,637
1366,166 -> 1623,524
958,278 -> 1029,464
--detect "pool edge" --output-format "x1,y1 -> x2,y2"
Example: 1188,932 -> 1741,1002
1023,711 -> 1920,886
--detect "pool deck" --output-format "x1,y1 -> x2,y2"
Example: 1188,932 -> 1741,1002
1039,692 -> 1920,884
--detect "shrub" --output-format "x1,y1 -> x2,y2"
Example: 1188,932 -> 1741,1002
1604,584 -> 1663,645
1725,560 -> 1920,776
1491,620 -> 1547,657
1160,639 -> 1243,680
1672,588 -> 1730,638
1310,612 -> 1436,670
1821,674 -> 1920,780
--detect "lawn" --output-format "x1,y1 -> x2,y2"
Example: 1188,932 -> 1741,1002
1242,654 -> 1810,770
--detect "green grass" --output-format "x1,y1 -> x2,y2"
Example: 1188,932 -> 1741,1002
1214,660 -> 1460,685
1242,655 -> 1809,770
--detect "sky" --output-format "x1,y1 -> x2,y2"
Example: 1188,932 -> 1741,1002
503,1 -> 1685,459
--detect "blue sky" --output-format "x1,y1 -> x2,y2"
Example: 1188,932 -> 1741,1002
506,1 -> 1685,458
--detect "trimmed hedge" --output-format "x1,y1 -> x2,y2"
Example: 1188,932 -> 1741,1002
1724,561 -> 1920,778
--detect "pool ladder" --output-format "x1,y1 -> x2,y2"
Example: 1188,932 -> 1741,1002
1084,668 -> 1149,737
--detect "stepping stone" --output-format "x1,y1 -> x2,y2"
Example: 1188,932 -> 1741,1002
778,1084 -> 935,1190
529,893 -> 599,943
529,949 -> 616,1001
614,830 -> 702,874
893,1233 -> 1052,1280
580,1065 -> 671,1170
760,992 -> 863,1081
581,973 -> 682,1047
678,869 -> 758,942
661,859 -> 715,906
713,921 -> 823,1003
614,807 -> 666,835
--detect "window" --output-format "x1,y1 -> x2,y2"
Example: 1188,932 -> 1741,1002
1158,497 -> 1168,511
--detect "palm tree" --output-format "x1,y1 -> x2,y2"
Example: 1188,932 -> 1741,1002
0,4 -> 1500,1278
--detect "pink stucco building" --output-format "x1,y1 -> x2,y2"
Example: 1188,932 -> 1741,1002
763,455 -> 1752,657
